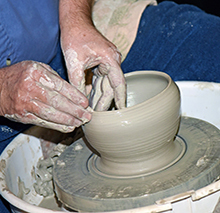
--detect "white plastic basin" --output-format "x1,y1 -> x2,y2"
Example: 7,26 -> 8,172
0,81 -> 220,213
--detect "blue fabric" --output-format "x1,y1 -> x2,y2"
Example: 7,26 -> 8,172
0,0 -> 62,157
0,50 -> 67,213
0,43 -> 67,213
0,194 -> 11,213
121,1 -> 220,82
0,42 -> 67,154
1,1 -> 220,212
0,0 -> 59,68
0,2 -> 61,212
0,0 -> 62,156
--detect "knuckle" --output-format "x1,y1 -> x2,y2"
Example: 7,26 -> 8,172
49,93 -> 61,108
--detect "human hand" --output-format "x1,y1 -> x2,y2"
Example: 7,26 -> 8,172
61,24 -> 126,111
0,61 -> 92,132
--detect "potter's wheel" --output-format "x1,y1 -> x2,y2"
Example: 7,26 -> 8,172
53,116 -> 220,212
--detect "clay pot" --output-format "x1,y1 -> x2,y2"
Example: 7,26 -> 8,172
83,71 -> 181,177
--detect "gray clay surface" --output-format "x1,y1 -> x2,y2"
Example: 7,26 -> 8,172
53,117 -> 220,212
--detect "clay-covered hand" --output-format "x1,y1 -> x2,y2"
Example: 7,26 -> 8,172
61,25 -> 126,111
59,0 -> 126,111
0,61 -> 92,132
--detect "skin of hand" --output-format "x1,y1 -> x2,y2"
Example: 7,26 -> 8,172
0,61 -> 92,133
59,0 -> 126,111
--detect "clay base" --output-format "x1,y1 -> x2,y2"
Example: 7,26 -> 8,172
53,117 -> 220,212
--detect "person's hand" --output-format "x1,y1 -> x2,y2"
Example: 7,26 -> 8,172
0,61 -> 92,132
60,8 -> 126,111
62,25 -> 126,111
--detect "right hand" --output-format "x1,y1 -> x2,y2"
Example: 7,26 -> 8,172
59,0 -> 126,111
0,61 -> 92,132
61,24 -> 126,111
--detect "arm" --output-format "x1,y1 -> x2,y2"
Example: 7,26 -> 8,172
59,0 -> 126,111
59,0 -> 94,28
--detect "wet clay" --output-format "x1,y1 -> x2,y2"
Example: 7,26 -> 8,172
33,128 -> 84,198
83,71 -> 181,176
38,196 -> 62,211
53,117 -> 220,212
52,72 -> 220,211
17,177 -> 30,199
34,143 -> 68,197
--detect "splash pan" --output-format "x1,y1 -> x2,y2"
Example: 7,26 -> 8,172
1,81 -> 220,213
53,116 -> 220,212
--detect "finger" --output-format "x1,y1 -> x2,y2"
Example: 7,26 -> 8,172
86,84 -> 92,96
34,68 -> 89,109
89,75 -> 102,109
96,62 -> 126,110
68,67 -> 86,95
29,87 -> 92,123
46,91 -> 92,123
53,79 -> 89,109
38,62 -> 60,76
94,76 -> 114,111
27,100 -> 84,125
64,49 -> 86,95
106,64 -> 126,109
19,112 -> 76,133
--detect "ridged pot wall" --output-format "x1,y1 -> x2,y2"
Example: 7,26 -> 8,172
83,71 -> 181,177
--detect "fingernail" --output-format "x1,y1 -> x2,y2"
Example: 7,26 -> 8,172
81,111 -> 92,123
87,106 -> 94,113
79,98 -> 89,108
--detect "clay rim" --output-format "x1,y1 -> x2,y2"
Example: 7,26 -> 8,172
90,70 -> 174,115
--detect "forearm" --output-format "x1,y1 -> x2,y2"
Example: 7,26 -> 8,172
59,0 -> 94,31
0,67 -> 7,116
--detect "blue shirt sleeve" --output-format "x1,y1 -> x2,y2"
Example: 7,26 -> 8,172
0,1 -> 60,150
0,0 -> 59,68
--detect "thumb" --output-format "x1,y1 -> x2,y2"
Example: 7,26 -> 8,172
64,48 -> 86,95
95,76 -> 114,111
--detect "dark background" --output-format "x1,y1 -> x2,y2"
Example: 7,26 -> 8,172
157,0 -> 220,17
